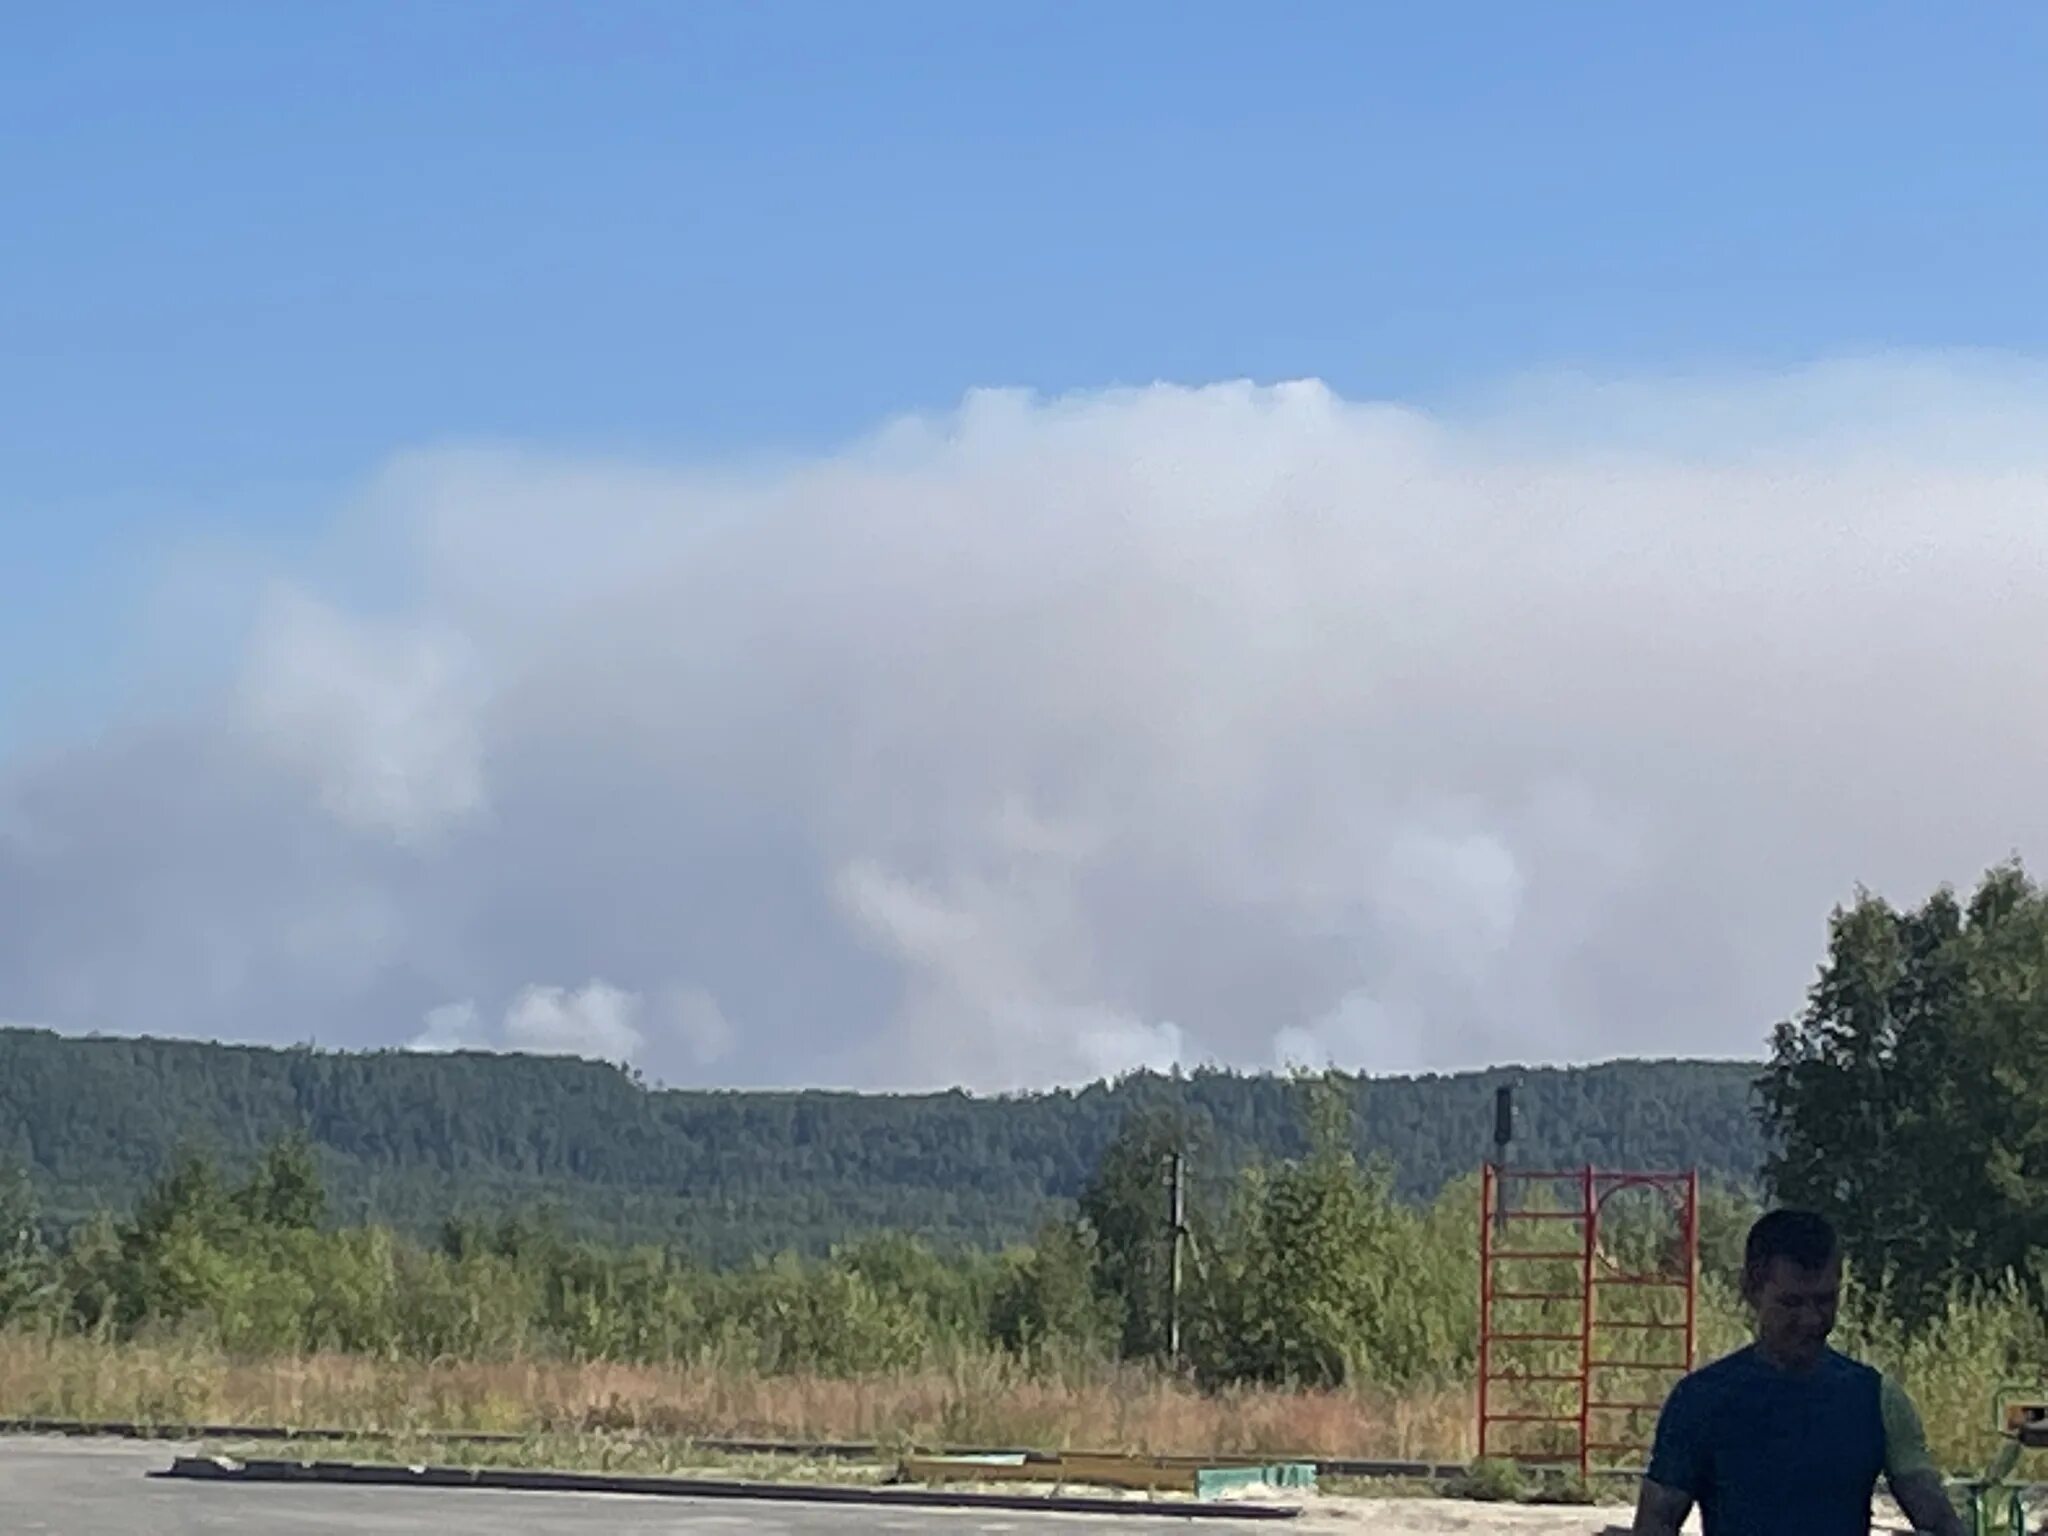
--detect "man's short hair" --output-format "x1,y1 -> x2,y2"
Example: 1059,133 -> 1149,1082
1743,1208 -> 1838,1289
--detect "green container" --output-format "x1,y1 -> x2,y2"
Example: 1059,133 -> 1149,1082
1192,1461 -> 1318,1499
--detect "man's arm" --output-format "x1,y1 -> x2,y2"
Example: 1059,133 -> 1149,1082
1882,1375 -> 1963,1536
1888,1469 -> 1962,1536
1632,1476 -> 1694,1535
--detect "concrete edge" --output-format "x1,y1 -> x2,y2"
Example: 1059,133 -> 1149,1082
0,1419 -> 1458,1479
159,1456 -> 1304,1519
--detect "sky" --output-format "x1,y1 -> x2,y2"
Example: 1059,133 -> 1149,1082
5,5 -> 2048,1089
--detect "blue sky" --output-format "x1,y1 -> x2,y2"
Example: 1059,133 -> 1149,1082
8,5 -> 2048,725
7,5 -> 2048,1082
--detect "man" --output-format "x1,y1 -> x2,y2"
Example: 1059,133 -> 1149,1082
1632,1208 -> 1961,1536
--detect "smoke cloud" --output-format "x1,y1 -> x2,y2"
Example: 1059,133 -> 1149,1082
6,361 -> 2048,1089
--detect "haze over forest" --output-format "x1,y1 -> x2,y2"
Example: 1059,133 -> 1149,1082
10,368 -> 2048,1095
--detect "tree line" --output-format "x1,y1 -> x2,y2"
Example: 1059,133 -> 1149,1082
0,1071 -> 1766,1391
0,1026 -> 1763,1259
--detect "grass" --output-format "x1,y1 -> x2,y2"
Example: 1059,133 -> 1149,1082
1442,1457 -> 1596,1505
10,1277 -> 2046,1494
0,1331 -> 1472,1461
199,1431 -> 895,1484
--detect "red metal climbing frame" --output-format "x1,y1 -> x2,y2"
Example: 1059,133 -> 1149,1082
1477,1165 -> 1698,1479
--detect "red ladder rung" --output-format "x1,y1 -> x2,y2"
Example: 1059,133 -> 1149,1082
1490,1251 -> 1585,1262
1481,1412 -> 1582,1424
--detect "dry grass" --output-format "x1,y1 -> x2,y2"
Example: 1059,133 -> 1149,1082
205,1432 -> 897,1484
0,1331 -> 1473,1461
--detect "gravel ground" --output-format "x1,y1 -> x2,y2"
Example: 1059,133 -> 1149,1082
1272,1493 -> 1646,1533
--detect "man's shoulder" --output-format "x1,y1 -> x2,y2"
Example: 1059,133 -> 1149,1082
1678,1345 -> 1761,1388
1667,1346 -> 1879,1406
1817,1347 -> 1883,1391
1662,1347 -> 1757,1415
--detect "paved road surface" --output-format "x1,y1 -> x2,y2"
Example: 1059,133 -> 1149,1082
0,1439 -> 1288,1535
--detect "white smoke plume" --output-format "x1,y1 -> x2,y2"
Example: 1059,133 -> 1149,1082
6,360 -> 2048,1089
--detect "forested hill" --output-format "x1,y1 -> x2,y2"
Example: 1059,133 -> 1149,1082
0,1027 -> 1765,1263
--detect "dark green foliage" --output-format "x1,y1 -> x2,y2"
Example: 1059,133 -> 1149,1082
28,1137 -> 1024,1370
0,1027 -> 1765,1259
1758,861 -> 2048,1320
989,1220 -> 1117,1357
1191,1076 -> 1481,1389
1201,1077 -> 1407,1386
130,1146 -> 237,1246
233,1132 -> 326,1231
0,1164 -> 59,1328
11,1087 -> 1497,1389
4,1048 -> 2005,1397
0,1024 -> 1795,1387
1445,1459 -> 1595,1505
1076,1107 -> 1194,1359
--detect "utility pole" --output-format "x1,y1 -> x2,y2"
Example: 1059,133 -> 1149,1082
1166,1149 -> 1186,1367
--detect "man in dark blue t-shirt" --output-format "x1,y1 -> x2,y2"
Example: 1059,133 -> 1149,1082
1632,1209 -> 1961,1536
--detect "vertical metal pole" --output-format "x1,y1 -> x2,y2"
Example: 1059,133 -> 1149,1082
1578,1165 -> 1596,1481
1683,1169 -> 1699,1371
1492,1087 -> 1513,1237
1167,1151 -> 1185,1368
1479,1161 -> 1495,1461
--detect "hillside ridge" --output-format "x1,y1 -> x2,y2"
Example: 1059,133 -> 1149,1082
0,1026 -> 1766,1262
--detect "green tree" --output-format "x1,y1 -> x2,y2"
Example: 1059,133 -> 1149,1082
0,1164 -> 58,1327
61,1211 -> 123,1335
1076,1106 -> 1189,1360
1695,1180 -> 1763,1287
234,1132 -> 326,1231
1200,1073 -> 1413,1387
129,1145 -> 239,1246
989,1220 -> 1117,1358
1758,863 -> 2048,1320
